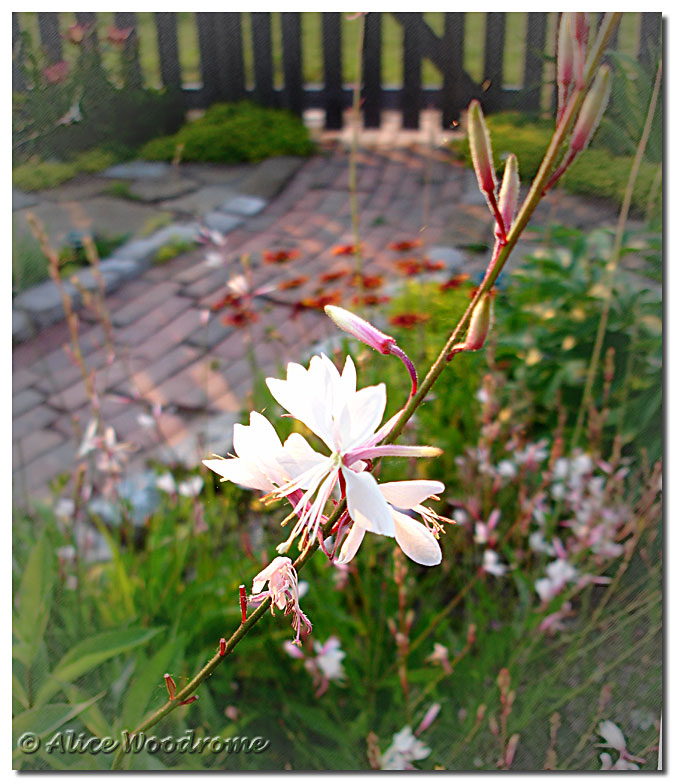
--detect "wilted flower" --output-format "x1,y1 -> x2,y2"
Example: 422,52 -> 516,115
250,556 -> 312,644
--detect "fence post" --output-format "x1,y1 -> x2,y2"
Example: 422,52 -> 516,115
38,12 -> 63,65
482,12 -> 505,112
522,12 -> 547,112
401,12 -> 422,129
322,12 -> 343,129
155,13 -> 182,90
638,13 -> 661,71
363,12 -> 382,128
251,12 -> 275,107
196,12 -> 221,104
441,13 -> 464,127
281,12 -> 303,115
114,12 -> 143,89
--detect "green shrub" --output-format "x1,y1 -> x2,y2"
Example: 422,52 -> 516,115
140,101 -> 315,164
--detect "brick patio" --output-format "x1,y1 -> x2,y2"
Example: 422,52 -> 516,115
12,111 -> 624,506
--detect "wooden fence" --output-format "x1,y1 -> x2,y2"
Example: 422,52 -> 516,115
12,12 -> 662,130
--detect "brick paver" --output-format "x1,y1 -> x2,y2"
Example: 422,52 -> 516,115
12,111 -> 628,503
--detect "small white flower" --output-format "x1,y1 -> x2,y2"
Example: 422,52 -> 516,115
597,720 -> 626,752
313,636 -> 346,682
496,460 -> 517,479
381,726 -> 431,770
156,473 -> 177,495
178,475 -> 204,497
483,549 -> 509,577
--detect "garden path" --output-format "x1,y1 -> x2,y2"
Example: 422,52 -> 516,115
12,111 -> 625,505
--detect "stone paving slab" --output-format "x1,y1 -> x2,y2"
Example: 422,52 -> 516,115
13,130 -> 638,507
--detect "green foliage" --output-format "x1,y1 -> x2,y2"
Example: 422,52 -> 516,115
139,101 -> 315,164
13,148 -> 122,192
153,239 -> 196,265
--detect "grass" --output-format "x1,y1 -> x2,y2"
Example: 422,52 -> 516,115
17,12 -> 642,95
12,148 -> 121,192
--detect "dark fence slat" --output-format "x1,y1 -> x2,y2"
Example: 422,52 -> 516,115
114,12 -> 143,89
155,13 -> 182,89
211,13 -> 245,102
322,12 -> 343,129
75,11 -> 102,67
483,12 -> 505,111
251,12 -> 275,107
638,13 -> 661,71
37,12 -> 63,65
12,13 -> 26,92
281,12 -> 303,114
441,13 -> 465,127
401,12 -> 422,129
521,12 -> 547,112
363,12 -> 382,128
196,12 -> 221,102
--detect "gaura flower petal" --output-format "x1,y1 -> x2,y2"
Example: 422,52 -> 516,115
379,480 -> 445,509
203,457 -> 272,492
336,523 -> 366,565
342,469 -> 395,536
338,383 -> 387,452
392,510 -> 442,566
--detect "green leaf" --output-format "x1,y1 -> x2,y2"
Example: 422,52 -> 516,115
13,530 -> 54,666
12,695 -> 102,762
35,627 -> 163,707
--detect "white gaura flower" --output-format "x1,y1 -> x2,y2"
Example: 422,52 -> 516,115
178,475 -> 204,498
336,480 -> 446,566
483,549 -> 509,577
250,556 -> 312,644
535,557 -> 578,603
266,354 -> 441,554
380,726 -> 431,770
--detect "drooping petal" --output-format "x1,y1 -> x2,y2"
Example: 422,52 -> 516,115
379,480 -> 445,509
336,523 -> 366,564
342,468 -> 395,536
392,510 -> 442,566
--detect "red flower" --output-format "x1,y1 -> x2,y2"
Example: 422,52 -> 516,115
331,243 -> 360,256
300,291 -> 343,310
395,258 -> 424,276
107,26 -> 134,46
351,294 -> 391,307
439,273 -> 471,291
320,268 -> 349,284
222,309 -> 259,328
389,313 -> 430,328
263,249 -> 301,264
43,60 -> 69,85
423,258 -> 445,272
388,239 -> 423,251
279,275 -> 309,290
353,274 -> 384,290
211,293 -> 242,312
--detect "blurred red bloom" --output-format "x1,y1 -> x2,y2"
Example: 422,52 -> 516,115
211,293 -> 242,312
351,294 -> 391,307
263,249 -> 301,264
107,26 -> 134,46
331,243 -> 360,256
320,268 -> 349,283
423,258 -> 445,272
279,276 -> 309,290
388,239 -> 423,251
389,313 -> 430,328
301,291 -> 343,310
222,309 -> 259,328
395,258 -> 424,276
43,60 -> 69,84
439,273 -> 471,291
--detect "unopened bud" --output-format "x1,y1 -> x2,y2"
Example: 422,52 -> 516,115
417,703 -> 442,735
570,65 -> 611,153
557,13 -> 574,92
467,100 -> 496,197
504,733 -> 520,768
572,13 -> 590,84
454,295 -> 493,353
497,154 -> 519,235
164,673 -> 177,700
467,623 -> 477,645
179,694 -> 198,706
325,305 -> 396,355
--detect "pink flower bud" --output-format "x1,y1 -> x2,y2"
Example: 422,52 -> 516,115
497,154 -> 519,235
164,673 -> 177,700
467,100 -> 496,197
570,65 -> 611,153
417,703 -> 441,735
572,13 -> 590,84
325,305 -> 396,355
454,295 -> 493,353
557,13 -> 574,91
504,733 -> 520,768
